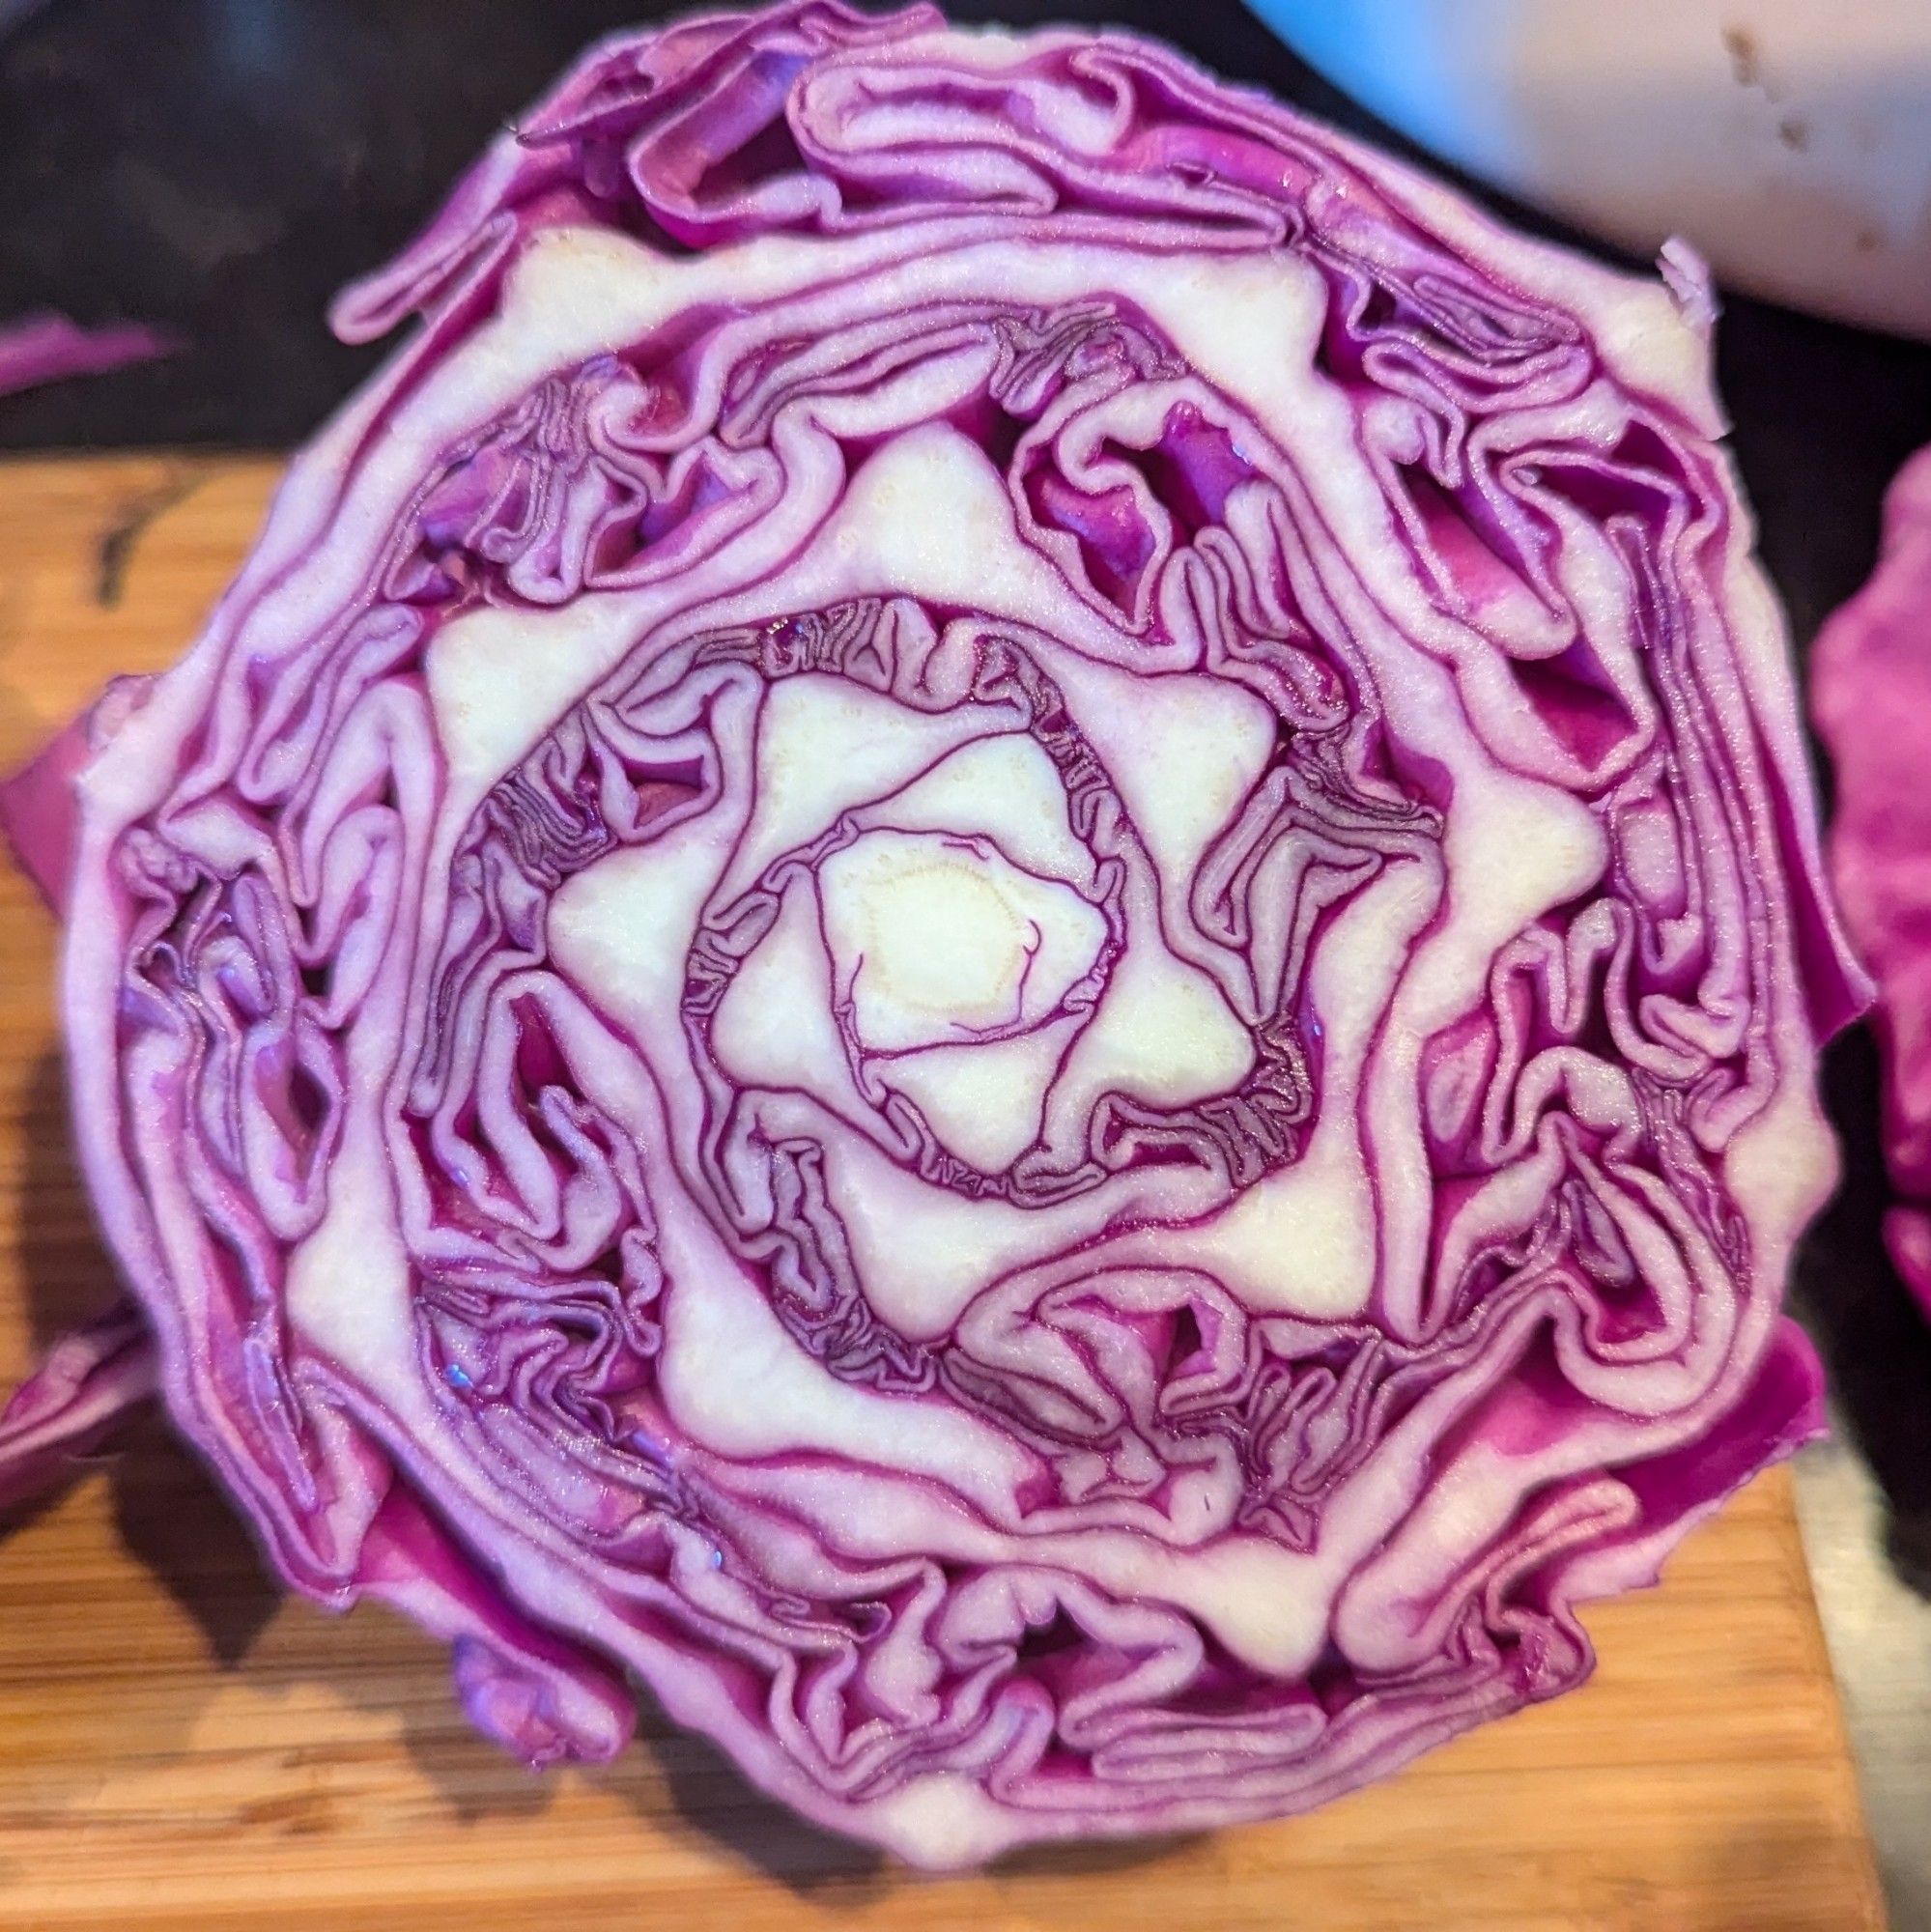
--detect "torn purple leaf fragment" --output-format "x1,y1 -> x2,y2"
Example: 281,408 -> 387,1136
0,1299 -> 156,1510
0,313 -> 175,402
5,1 -> 1860,1867
1813,443 -> 1931,1322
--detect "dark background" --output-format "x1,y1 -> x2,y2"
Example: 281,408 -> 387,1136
1,0 -> 1928,1567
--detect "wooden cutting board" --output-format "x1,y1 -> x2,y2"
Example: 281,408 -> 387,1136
0,455 -> 1886,1932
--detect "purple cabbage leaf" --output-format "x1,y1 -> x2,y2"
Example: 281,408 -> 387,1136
1813,444 -> 1931,1322
0,312 -> 174,401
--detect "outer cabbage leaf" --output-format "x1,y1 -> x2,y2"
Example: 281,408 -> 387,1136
0,313 -> 172,400
1813,443 -> 1931,1321
17,0 -> 1860,1867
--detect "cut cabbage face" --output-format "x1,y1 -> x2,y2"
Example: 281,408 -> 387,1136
3,0 -> 1861,1869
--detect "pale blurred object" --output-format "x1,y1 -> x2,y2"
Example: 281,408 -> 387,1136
1246,0 -> 1931,340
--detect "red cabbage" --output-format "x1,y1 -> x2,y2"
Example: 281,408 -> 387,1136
1813,444 -> 1931,1321
4,0 -> 1862,1866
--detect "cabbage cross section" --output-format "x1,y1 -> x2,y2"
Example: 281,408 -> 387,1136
14,0 -> 1863,1868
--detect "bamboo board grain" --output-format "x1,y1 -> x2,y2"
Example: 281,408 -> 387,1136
0,454 -> 1885,1932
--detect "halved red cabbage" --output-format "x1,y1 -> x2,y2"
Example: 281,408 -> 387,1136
5,0 -> 1862,1867
1813,444 -> 1931,1322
